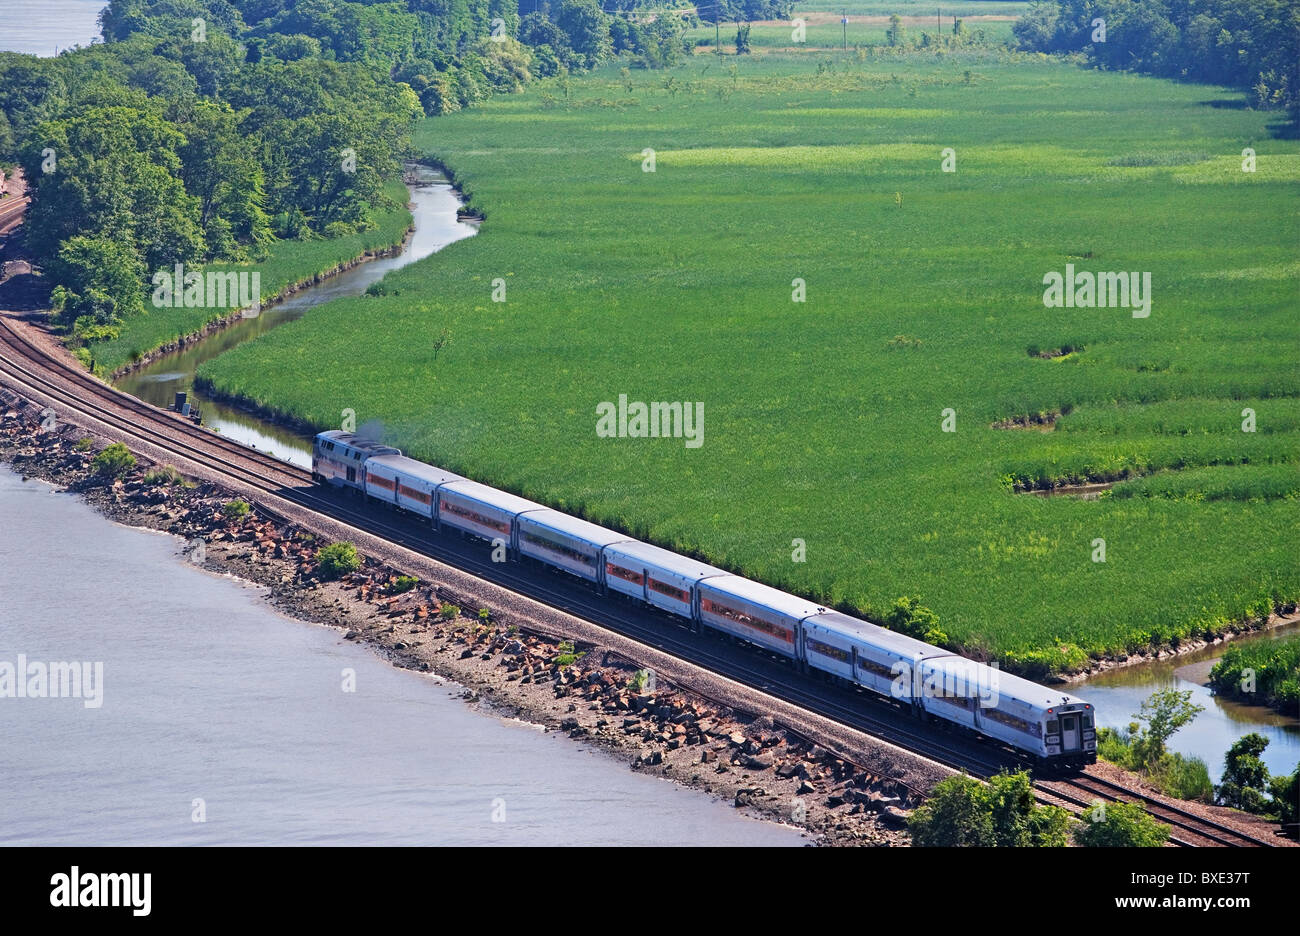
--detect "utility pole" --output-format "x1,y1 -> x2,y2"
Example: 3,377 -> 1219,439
842,10 -> 847,50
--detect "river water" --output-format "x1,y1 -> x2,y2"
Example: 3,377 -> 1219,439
0,468 -> 803,845
114,165 -> 475,468
1075,625 -> 1300,783
0,0 -> 107,56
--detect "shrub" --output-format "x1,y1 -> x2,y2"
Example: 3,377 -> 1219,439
92,443 -> 135,477
909,771 -> 1070,847
144,466 -> 185,486
75,437 -> 94,452
317,542 -> 361,580
389,575 -> 418,595
222,499 -> 251,522
1073,800 -> 1170,847
439,603 -> 460,621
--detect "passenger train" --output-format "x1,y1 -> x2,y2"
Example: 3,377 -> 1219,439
313,430 -> 1097,769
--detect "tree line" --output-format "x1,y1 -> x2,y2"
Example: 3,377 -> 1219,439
1014,0 -> 1300,124
3,0 -> 791,350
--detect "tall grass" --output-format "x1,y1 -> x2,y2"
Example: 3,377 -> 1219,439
198,50 -> 1300,671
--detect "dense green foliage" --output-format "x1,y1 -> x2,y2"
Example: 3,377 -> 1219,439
909,771 -> 1071,846
317,540 -> 362,579
1209,635 -> 1300,716
200,50 -> 1299,668
1072,799 -> 1170,846
92,442 -> 137,477
1014,0 -> 1300,122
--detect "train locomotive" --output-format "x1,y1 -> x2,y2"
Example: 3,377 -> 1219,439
313,430 -> 1098,769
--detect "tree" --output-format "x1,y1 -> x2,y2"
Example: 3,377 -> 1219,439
883,595 -> 947,646
1269,766 -> 1298,826
48,236 -> 146,328
910,771 -> 1070,847
1073,800 -> 1170,847
1129,688 -> 1204,768
735,24 -> 751,55
1216,733 -> 1272,814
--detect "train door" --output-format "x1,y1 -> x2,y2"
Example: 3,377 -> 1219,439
346,466 -> 356,484
1059,712 -> 1082,753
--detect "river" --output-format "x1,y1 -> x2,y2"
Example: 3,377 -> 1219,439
0,467 -> 803,845
1074,625 -> 1300,783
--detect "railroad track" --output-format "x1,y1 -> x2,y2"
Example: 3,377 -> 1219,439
0,196 -> 30,236
0,315 -> 1278,845
1037,773 -> 1277,847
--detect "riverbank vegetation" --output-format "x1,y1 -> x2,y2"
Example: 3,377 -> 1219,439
1096,689 -> 1214,802
198,42 -> 1299,672
1209,635 -> 1300,717
1214,733 -> 1299,824
908,769 -> 1173,846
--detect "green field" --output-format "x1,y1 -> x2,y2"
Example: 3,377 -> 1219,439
689,0 -> 1023,50
198,49 -> 1300,675
91,181 -> 413,376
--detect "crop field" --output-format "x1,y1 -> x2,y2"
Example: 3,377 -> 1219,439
198,48 -> 1300,675
92,181 -> 412,376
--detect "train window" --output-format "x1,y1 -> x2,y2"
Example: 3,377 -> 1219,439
1062,716 -> 1075,730
1046,719 -> 1059,734
1081,714 -> 1092,728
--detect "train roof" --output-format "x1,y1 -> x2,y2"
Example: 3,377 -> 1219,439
805,610 -> 955,660
437,479 -> 545,516
315,430 -> 401,456
602,539 -> 728,580
921,656 -> 1082,711
698,575 -> 826,621
366,454 -> 464,487
518,509 -> 635,549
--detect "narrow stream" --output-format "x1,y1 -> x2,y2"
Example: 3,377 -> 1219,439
114,164 -> 475,468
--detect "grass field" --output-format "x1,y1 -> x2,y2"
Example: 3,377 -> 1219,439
689,0 -> 1022,50
91,180 -> 412,375
197,48 -> 1300,675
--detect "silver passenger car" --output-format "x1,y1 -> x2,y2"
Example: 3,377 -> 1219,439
516,510 -> 633,583
696,576 -> 825,656
601,540 -> 727,619
363,454 -> 464,521
435,480 -> 544,553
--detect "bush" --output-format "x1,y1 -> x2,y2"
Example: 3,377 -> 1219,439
222,499 -> 251,522
75,437 -> 94,452
92,443 -> 135,477
389,575 -> 418,595
317,542 -> 361,580
909,771 -> 1070,847
1073,800 -> 1170,847
439,603 -> 460,621
144,466 -> 185,486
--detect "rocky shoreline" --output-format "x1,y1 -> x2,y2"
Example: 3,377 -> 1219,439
0,389 -> 930,846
